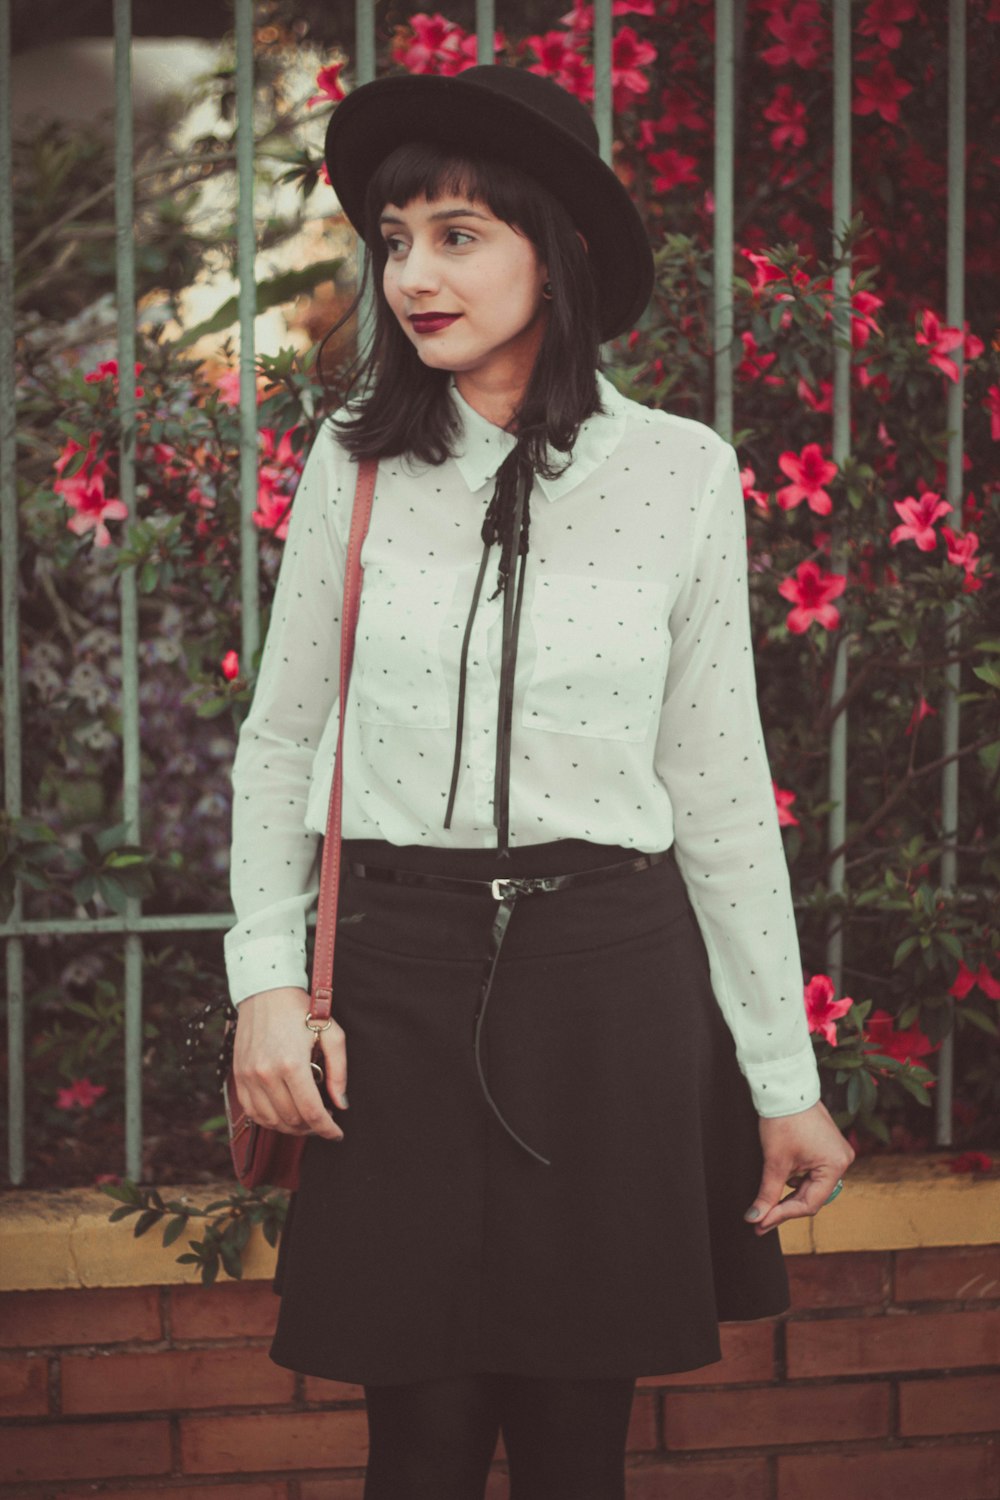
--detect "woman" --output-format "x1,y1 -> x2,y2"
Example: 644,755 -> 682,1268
226,65 -> 854,1500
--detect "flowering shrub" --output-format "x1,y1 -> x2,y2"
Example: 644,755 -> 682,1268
3,0 -> 999,1187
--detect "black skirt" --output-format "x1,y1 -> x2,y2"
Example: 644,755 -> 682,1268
268,838 -> 789,1386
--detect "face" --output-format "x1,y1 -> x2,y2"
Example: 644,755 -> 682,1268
379,194 -> 550,398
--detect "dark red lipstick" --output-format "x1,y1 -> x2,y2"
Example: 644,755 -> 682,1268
409,313 -> 461,334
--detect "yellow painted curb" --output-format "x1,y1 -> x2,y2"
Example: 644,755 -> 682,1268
0,1156 -> 997,1291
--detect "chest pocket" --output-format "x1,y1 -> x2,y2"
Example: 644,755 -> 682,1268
521,574 -> 668,742
354,564 -> 454,728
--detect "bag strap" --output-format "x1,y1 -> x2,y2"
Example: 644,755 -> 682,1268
307,455 -> 377,1022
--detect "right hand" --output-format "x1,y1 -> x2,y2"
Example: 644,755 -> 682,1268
233,986 -> 348,1141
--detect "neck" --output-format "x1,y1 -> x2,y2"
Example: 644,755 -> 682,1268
454,371 -> 525,431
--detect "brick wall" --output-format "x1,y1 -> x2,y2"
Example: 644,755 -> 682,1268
1,1246 -> 998,1500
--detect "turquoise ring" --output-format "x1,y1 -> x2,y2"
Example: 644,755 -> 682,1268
823,1178 -> 845,1206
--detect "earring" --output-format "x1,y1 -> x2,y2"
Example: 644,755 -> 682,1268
542,281 -> 553,299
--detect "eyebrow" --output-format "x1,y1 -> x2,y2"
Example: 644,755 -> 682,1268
379,206 -> 492,226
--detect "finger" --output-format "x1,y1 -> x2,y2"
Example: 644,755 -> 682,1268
285,1068 -> 344,1141
753,1168 -> 840,1235
319,1026 -> 349,1110
744,1158 -> 791,1226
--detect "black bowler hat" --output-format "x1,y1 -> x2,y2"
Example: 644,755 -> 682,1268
324,65 -> 654,341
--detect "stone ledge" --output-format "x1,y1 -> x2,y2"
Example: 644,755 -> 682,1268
0,1155 -> 996,1291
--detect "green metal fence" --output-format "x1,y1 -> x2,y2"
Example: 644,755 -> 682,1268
1,0 -> 969,1184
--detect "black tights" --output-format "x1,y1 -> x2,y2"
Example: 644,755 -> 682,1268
362,1372 -> 636,1500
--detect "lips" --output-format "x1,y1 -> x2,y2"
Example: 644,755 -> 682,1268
409,313 -> 461,334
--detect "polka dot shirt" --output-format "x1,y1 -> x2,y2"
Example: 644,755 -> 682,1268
225,373 -> 821,1118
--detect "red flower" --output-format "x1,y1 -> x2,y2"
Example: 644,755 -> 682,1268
736,331 -> 780,385
777,444 -> 839,515
740,249 -> 791,297
84,358 -> 144,399
904,697 -> 937,736
947,1152 -> 993,1174
762,1 -> 825,69
777,560 -> 847,633
221,650 -> 240,681
889,491 -> 952,551
853,58 -> 913,123
864,1009 -> 938,1065
54,440 -> 128,549
773,780 -> 800,827
797,377 -> 833,412
611,26 -> 657,110
950,959 -> 1000,1001
985,385 -> 1000,441
56,1077 -> 108,1110
763,84 -> 808,149
803,974 -> 853,1047
857,0 -> 916,50
646,147 -> 699,192
652,86 -> 708,134
914,308 -> 965,381
307,62 -> 346,107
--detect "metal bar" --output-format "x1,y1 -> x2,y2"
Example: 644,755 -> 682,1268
824,0 -> 852,994
593,0 -> 613,165
713,0 -> 735,440
0,913 -> 314,937
113,0 -> 145,1183
476,0 -> 495,66
0,0 -> 26,1186
355,0 -> 375,88
235,0 -> 260,672
936,0 -> 966,1147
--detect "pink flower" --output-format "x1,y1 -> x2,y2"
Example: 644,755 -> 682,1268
773,781 -> 800,827
253,486 -> 293,539
797,377 -> 833,412
762,2 -> 825,69
652,87 -> 707,134
307,62 -> 346,107
393,12 -> 477,75
904,697 -> 937,736
736,331 -> 779,384
914,308 -> 964,381
777,560 -> 846,634
853,58 -> 913,123
985,385 -> 1000,441
54,441 -> 128,549
215,368 -> 242,406
864,1010 -> 938,1065
858,0 -> 916,49
777,444 -> 839,515
947,1152 -> 993,1174
740,465 -> 770,512
804,975 -> 852,1046
940,526 -> 984,592
889,491 -> 952,551
763,85 -> 808,149
646,147 -> 699,192
221,650 -> 240,681
56,1077 -> 107,1110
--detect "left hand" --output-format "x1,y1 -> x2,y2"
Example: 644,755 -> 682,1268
744,1099 -> 855,1236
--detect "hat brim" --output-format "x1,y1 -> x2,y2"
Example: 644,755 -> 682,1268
324,73 -> 653,341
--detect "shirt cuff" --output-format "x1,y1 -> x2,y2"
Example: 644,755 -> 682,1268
224,935 -> 309,1008
741,1041 -> 822,1118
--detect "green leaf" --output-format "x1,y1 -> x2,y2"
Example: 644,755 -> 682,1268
174,260 -> 344,350
162,1216 -> 188,1247
133,1209 -> 162,1237
959,1006 -> 999,1036
973,663 -> 1000,689
108,1203 -> 139,1222
936,931 -> 964,960
893,935 -> 920,967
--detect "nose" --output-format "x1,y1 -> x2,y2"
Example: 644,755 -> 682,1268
393,238 -> 440,298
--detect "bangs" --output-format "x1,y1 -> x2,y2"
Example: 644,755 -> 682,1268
365,142 -> 550,239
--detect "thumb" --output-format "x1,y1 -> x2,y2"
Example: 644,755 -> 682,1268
744,1159 -> 788,1224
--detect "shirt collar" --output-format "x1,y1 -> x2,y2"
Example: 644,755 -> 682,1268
449,373 -> 629,502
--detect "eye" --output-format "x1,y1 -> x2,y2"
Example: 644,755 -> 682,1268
382,234 -> 407,258
444,228 -> 475,248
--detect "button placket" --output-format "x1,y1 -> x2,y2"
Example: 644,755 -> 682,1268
466,585 -> 501,825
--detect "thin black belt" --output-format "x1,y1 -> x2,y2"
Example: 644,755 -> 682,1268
347,850 -> 670,1168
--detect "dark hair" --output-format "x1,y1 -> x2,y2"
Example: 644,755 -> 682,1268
321,142 -> 603,476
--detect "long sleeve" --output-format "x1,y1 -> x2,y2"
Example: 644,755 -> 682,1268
654,440 -> 821,1117
224,422 -> 349,1006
